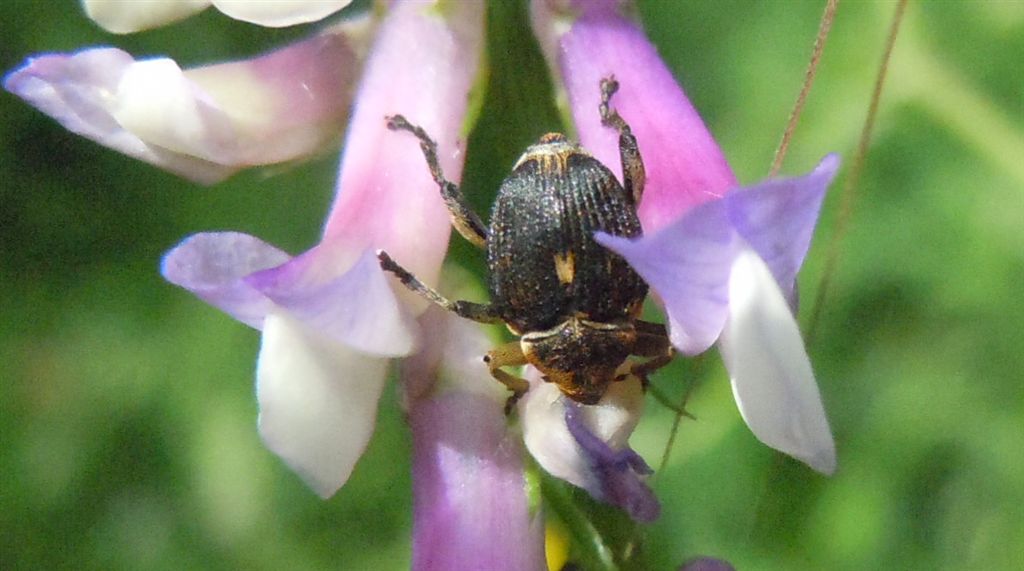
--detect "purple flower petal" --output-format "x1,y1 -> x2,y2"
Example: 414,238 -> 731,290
520,373 -> 657,522
596,199 -> 738,356
410,392 -> 544,570
256,312 -> 390,498
532,0 -> 737,232
564,403 -> 660,523
403,308 -> 544,571
719,250 -> 836,475
161,232 -> 291,328
5,48 -> 227,183
245,248 -> 418,357
726,155 -> 840,299
597,157 -> 839,354
162,233 -> 418,356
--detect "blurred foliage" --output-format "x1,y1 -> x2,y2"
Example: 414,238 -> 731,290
2,1 -> 1022,570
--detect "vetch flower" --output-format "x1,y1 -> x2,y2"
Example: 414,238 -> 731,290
161,0 -> 485,497
598,159 -> 840,474
533,0 -> 837,476
4,26 -> 366,184
82,0 -> 354,33
403,307 -> 546,571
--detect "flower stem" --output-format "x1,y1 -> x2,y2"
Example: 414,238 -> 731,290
656,355 -> 707,475
808,0 -> 908,344
770,0 -> 840,176
541,475 -> 619,571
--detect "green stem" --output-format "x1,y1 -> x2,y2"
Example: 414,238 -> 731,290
541,475 -> 619,571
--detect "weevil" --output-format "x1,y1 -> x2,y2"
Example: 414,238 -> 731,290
378,78 -> 673,407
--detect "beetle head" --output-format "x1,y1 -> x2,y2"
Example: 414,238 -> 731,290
521,317 -> 636,404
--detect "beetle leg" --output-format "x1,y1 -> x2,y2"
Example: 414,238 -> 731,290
385,115 -> 489,249
627,353 -> 675,388
378,251 -> 501,323
624,320 -> 674,387
634,319 -> 668,340
484,342 -> 531,414
633,321 -> 673,359
599,77 -> 646,206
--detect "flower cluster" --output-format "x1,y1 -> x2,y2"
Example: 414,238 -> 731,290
6,0 -> 838,567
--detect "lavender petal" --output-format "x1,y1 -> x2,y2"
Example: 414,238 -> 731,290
596,199 -> 738,355
726,155 -> 840,300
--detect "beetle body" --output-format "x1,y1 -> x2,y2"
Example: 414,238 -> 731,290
487,135 -> 648,402
378,78 -> 672,407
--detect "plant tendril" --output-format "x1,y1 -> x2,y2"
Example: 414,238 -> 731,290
808,0 -> 909,344
770,0 -> 840,176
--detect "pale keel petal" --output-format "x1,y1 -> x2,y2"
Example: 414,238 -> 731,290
83,0 -> 210,34
112,58 -> 237,163
719,250 -> 836,475
521,376 -> 645,491
4,49 -> 234,184
212,0 -> 352,27
256,313 -> 389,498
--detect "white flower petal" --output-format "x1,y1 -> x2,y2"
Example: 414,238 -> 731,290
719,249 -> 836,475
83,0 -> 211,34
256,312 -> 389,497
4,49 -> 233,184
7,31 -> 357,185
112,58 -> 237,165
211,0 -> 352,27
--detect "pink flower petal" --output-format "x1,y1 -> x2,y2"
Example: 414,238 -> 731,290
115,32 -> 358,172
532,0 -> 737,232
403,308 -> 545,570
321,0 -> 485,285
410,392 -> 544,570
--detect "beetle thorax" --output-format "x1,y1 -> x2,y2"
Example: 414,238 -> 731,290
512,133 -> 592,175
521,316 -> 637,404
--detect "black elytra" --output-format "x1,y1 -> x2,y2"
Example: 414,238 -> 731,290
378,77 -> 673,408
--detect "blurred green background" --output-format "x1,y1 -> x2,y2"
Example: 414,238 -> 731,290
2,1 -> 1021,569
